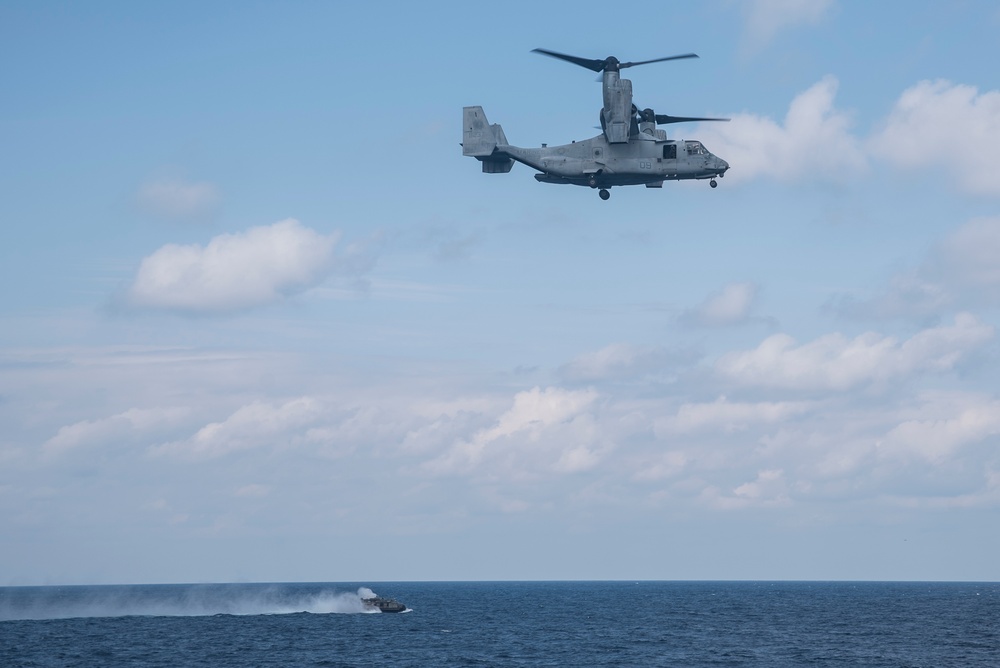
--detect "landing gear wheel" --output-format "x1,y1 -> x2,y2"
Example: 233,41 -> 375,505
588,177 -> 598,188
710,179 -> 718,188
599,189 -> 610,200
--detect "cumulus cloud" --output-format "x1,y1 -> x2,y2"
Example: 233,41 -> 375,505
742,0 -> 835,51
713,468 -> 791,509
680,282 -> 759,327
150,397 -> 325,459
400,408 -> 495,456
683,74 -> 1000,194
126,219 -> 341,313
12,334 -> 1000,536
697,76 -> 866,183
44,407 -> 191,457
871,80 -> 1000,195
716,313 -> 994,391
877,396 -> 1000,464
423,386 -> 606,476
136,178 -> 222,221
144,385 -> 613,481
833,217 -> 1000,320
148,394 -> 410,462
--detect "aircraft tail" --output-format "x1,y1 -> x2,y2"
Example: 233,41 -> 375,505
463,106 -> 514,173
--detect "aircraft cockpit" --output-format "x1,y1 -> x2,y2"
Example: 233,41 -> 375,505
686,141 -> 709,156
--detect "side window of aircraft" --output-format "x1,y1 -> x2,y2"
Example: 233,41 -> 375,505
663,145 -> 676,160
686,141 -> 707,156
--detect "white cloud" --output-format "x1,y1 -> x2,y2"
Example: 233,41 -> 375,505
926,217 -> 1000,290
303,404 -> 404,459
477,387 -> 596,445
234,484 -> 271,498
558,343 -> 686,382
655,396 -> 813,434
10,331 -> 1000,574
423,386 -> 606,476
150,397 -> 324,459
681,282 -> 759,327
716,313 -> 994,391
698,468 -> 791,510
877,396 -> 1000,464
146,392 -> 416,463
676,76 -> 1000,194
44,407 -> 190,456
126,219 -> 340,313
872,80 -> 1000,195
832,272 -> 952,321
632,451 -> 687,481
734,468 -> 789,501
400,408 -> 495,456
137,178 -> 222,221
698,76 -> 866,183
742,0 -> 835,51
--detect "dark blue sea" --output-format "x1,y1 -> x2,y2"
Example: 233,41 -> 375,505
1,581 -> 997,667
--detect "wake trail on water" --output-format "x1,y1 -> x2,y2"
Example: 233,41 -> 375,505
0,585 -> 385,621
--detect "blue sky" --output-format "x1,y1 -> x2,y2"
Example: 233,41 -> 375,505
2,0 -> 1000,584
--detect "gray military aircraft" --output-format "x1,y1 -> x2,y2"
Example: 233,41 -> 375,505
463,49 -> 730,200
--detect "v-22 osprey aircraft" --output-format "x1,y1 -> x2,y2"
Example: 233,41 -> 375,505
463,48 -> 730,200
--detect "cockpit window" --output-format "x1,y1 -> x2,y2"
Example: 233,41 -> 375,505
686,141 -> 707,156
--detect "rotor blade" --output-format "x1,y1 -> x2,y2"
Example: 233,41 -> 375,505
619,53 -> 699,69
531,48 -> 607,72
654,114 -> 730,125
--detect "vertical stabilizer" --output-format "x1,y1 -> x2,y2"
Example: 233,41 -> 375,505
463,106 -> 514,173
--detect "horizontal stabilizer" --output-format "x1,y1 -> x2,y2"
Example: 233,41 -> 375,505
481,157 -> 514,173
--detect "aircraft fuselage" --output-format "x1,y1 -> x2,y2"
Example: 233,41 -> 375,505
499,128 -> 728,188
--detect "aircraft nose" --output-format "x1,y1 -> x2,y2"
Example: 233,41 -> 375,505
718,158 -> 729,172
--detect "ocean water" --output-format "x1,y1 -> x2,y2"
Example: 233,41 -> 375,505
1,581 -> 997,667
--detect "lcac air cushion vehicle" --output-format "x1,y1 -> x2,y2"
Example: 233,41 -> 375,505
463,49 -> 730,200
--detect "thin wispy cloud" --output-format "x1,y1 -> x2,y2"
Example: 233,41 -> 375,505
680,282 -> 760,327
558,343 -> 691,382
832,217 -> 1000,320
741,0 -> 836,52
136,178 -> 222,222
